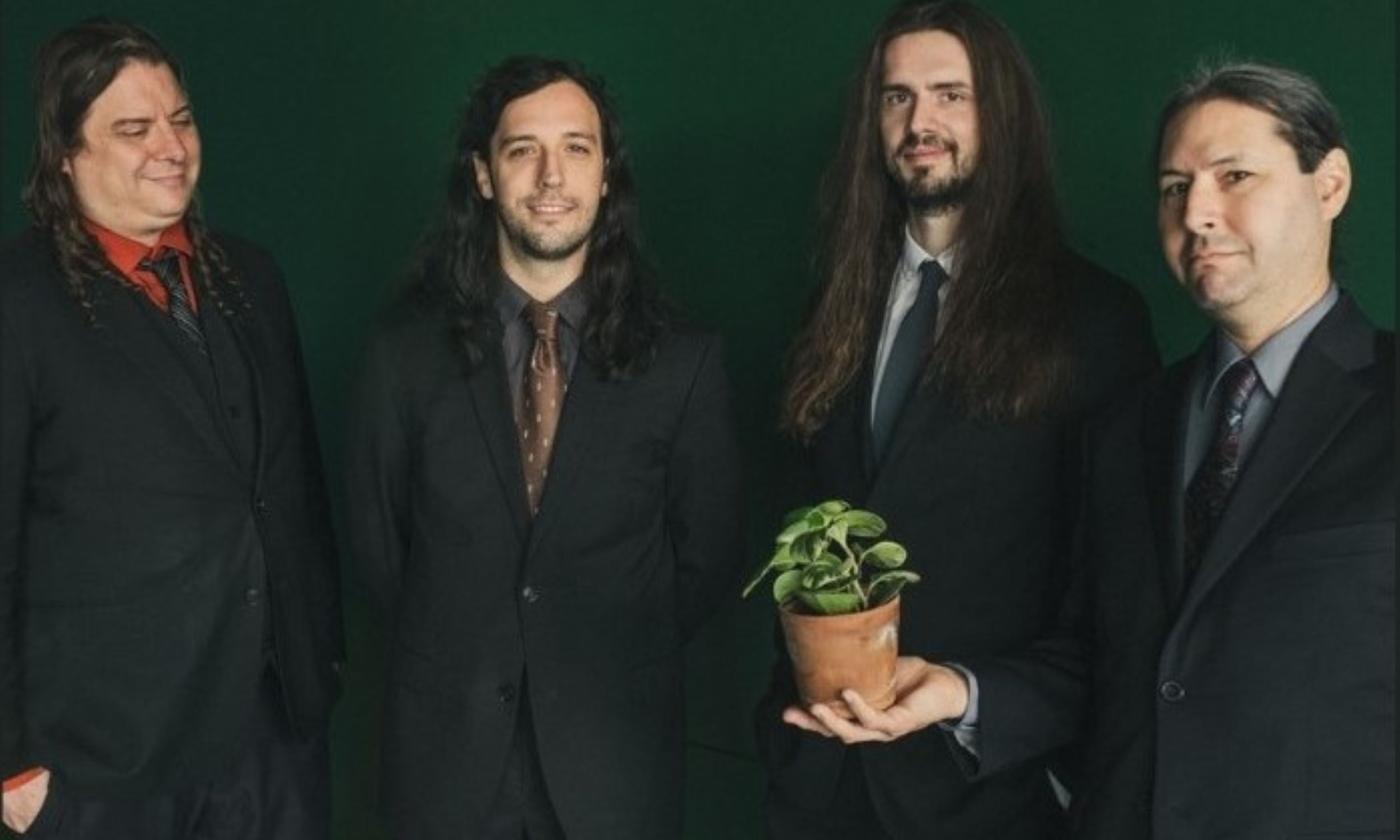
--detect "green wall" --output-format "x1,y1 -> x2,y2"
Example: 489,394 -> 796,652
2,1 -> 1392,836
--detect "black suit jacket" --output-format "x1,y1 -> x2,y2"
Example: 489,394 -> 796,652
0,229 -> 344,794
973,293 -> 1396,838
756,251 -> 1158,838
347,300 -> 744,840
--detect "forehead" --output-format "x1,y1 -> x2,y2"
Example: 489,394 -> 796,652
494,79 -> 602,141
881,29 -> 972,84
1159,98 -> 1294,168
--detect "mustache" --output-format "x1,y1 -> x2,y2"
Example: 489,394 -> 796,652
899,132 -> 957,155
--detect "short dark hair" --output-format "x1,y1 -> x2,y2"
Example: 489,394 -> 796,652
1155,61 -> 1348,174
409,56 -> 665,378
1156,61 -> 1349,273
23,18 -> 243,322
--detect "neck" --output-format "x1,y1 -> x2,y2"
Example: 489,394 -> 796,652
497,235 -> 587,303
1217,273 -> 1331,355
906,206 -> 962,257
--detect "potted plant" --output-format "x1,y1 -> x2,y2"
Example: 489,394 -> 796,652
742,499 -> 919,718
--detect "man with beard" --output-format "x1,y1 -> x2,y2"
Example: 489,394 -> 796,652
346,56 -> 743,840
841,62 -> 1395,839
755,3 -> 1158,838
1,19 -> 343,839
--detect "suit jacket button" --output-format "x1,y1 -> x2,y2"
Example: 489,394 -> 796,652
1159,680 -> 1185,702
521,585 -> 541,604
254,498 -> 269,516
244,587 -> 261,606
498,683 -> 516,704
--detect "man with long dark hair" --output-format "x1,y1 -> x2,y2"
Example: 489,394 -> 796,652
346,56 -> 743,839
940,62 -> 1394,838
755,2 -> 1158,837
0,19 -> 343,839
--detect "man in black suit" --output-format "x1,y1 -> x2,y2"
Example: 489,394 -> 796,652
756,2 -> 1157,838
0,19 -> 343,840
346,56 -> 743,840
824,63 -> 1395,838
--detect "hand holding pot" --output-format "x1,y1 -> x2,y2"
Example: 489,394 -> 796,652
782,656 -> 969,744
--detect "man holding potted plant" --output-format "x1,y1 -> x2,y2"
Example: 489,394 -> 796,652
756,2 -> 1158,837
346,57 -> 744,839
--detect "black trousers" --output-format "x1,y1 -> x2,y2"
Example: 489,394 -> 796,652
479,690 -> 565,840
765,749 -> 893,840
14,668 -> 329,840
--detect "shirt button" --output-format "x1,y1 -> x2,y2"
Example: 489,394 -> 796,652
244,587 -> 261,606
521,585 -> 541,604
254,498 -> 269,516
498,683 -> 516,704
1159,680 -> 1186,703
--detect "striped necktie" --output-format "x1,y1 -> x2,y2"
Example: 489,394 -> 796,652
138,250 -> 207,356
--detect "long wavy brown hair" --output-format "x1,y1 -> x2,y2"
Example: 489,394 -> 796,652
407,56 -> 667,379
22,18 -> 244,325
782,1 -> 1071,440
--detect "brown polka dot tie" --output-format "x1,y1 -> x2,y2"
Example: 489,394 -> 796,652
518,301 -> 564,516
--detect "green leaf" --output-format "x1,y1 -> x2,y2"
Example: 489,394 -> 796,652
772,568 -> 804,605
867,570 -> 921,606
860,541 -> 907,569
800,557 -> 854,591
828,519 -> 850,549
816,500 -> 850,517
769,542 -> 798,571
796,590 -> 864,615
837,509 -> 887,537
782,505 -> 814,527
776,515 -> 818,545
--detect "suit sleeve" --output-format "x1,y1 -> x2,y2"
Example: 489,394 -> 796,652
666,336 -> 745,643
345,329 -> 412,615
0,279 -> 32,778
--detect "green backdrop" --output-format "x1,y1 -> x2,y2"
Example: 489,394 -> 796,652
1,1 -> 1393,836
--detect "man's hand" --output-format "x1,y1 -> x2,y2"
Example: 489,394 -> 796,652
2,769 -> 50,834
781,656 -> 970,744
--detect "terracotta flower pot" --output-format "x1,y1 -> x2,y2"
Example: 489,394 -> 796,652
779,596 -> 900,719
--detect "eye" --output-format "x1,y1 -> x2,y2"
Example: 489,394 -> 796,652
938,88 -> 970,104
882,90 -> 911,107
505,144 -> 535,159
116,126 -> 149,138
1222,169 -> 1253,185
566,142 -> 593,155
170,114 -> 195,128
1159,180 -> 1188,200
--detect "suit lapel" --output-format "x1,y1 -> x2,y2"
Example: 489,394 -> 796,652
524,357 -> 611,557
223,305 -> 267,481
1143,360 -> 1194,608
1177,297 -> 1376,618
466,349 -> 530,542
95,279 -> 237,467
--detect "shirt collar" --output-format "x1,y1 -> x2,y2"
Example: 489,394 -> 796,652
85,219 -> 193,276
494,274 -> 588,331
899,226 -> 957,281
1201,284 -> 1339,407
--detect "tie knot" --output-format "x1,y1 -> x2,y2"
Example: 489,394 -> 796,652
1221,358 -> 1260,412
526,301 -> 560,339
137,250 -> 183,290
918,259 -> 947,290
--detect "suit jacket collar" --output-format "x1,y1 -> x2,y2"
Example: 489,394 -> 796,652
1171,293 -> 1381,620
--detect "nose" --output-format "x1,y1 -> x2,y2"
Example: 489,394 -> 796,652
909,93 -> 942,138
149,120 -> 188,163
538,148 -> 563,189
1182,178 -> 1219,234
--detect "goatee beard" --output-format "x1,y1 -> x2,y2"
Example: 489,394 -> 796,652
905,174 -> 970,216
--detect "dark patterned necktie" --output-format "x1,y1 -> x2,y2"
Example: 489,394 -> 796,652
137,250 -> 207,355
518,301 -> 564,516
1182,358 -> 1260,583
872,259 -> 945,463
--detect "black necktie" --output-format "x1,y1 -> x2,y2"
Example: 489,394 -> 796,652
872,259 -> 945,463
138,250 -> 206,355
1182,358 -> 1260,583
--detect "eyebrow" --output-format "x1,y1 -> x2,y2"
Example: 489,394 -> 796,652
109,104 -> 193,132
880,80 -> 971,93
1159,154 -> 1243,178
